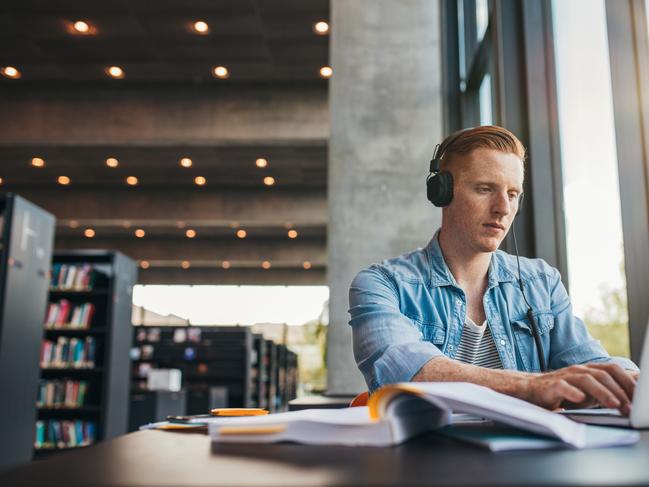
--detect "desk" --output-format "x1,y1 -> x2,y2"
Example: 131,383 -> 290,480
1,429 -> 649,486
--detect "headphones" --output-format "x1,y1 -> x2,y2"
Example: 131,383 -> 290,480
426,128 -> 524,213
426,128 -> 546,372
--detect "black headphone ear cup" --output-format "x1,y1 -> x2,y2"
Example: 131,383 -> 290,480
516,193 -> 524,216
427,171 -> 454,207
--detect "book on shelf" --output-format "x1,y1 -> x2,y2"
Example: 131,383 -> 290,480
40,336 -> 96,369
50,263 -> 98,291
207,382 -> 640,451
37,380 -> 89,408
45,300 -> 95,329
34,420 -> 96,450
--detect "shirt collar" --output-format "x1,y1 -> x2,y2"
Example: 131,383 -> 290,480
425,230 -> 517,288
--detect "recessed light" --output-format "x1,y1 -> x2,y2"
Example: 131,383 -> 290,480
313,21 -> 329,35
73,20 -> 90,33
255,158 -> 268,168
0,177 -> 3,185
185,229 -> 197,238
126,176 -> 138,186
221,261 -> 231,269
106,157 -> 119,168
84,228 -> 95,238
135,228 -> 145,238
68,220 -> 79,228
288,229 -> 298,239
262,261 -> 271,270
212,66 -> 229,79
176,221 -> 186,229
1,66 -> 21,79
106,66 -> 124,79
181,260 -> 191,269
263,176 -> 275,186
319,66 -> 333,78
236,229 -> 247,239
140,260 -> 150,269
303,261 -> 312,270
31,157 -> 45,168
192,20 -> 210,34
57,176 -> 71,185
194,176 -> 206,186
180,157 -> 193,168
122,221 -> 132,229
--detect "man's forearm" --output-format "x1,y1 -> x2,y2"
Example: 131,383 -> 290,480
412,356 -> 533,400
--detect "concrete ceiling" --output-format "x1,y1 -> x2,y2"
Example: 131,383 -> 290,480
0,0 -> 330,285
0,0 -> 330,83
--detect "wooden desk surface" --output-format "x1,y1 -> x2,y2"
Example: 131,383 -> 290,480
2,429 -> 649,486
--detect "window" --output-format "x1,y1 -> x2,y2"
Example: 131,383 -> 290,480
552,0 -> 629,357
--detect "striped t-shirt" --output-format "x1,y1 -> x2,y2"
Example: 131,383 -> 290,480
454,317 -> 503,369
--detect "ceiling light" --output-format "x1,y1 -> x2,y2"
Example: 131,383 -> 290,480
57,176 -> 71,185
212,66 -> 229,79
1,66 -> 21,79
0,178 -> 3,185
221,261 -> 231,269
255,158 -> 268,168
176,221 -> 186,229
122,221 -> 132,228
106,66 -> 125,79
313,21 -> 329,35
181,260 -> 191,269
319,66 -> 333,78
73,20 -> 90,33
194,176 -> 206,186
263,176 -> 275,186
68,220 -> 79,228
140,260 -> 150,269
180,157 -> 193,168
262,261 -> 271,270
106,157 -> 119,168
230,221 -> 240,229
126,176 -> 138,186
135,228 -> 146,238
31,157 -> 45,168
303,261 -> 312,270
185,229 -> 196,238
236,229 -> 247,239
288,229 -> 298,239
84,228 -> 95,238
192,20 -> 210,34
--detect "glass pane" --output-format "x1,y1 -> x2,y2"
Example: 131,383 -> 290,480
553,0 -> 630,357
479,73 -> 493,125
476,0 -> 489,43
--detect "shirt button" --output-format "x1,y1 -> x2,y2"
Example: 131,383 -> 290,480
456,300 -> 462,307
448,345 -> 454,351
500,339 -> 506,346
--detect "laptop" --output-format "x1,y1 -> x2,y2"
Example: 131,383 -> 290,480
559,325 -> 649,429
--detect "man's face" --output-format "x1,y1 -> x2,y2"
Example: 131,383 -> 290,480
442,148 -> 524,254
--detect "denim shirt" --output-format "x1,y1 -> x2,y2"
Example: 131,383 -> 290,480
348,232 -> 638,393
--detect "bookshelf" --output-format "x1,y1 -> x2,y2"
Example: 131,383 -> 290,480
35,251 -> 137,456
130,326 -> 298,419
0,194 -> 55,471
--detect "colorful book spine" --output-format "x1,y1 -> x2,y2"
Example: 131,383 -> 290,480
37,380 -> 90,408
50,264 -> 97,291
34,420 -> 96,450
40,337 -> 96,368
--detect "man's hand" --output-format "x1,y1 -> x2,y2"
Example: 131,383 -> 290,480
523,363 -> 636,415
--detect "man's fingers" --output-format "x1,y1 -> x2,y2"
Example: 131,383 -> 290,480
586,363 -> 636,400
566,374 -> 620,409
584,367 -> 632,409
555,379 -> 586,404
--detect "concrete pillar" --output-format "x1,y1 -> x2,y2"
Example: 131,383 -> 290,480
327,0 -> 444,394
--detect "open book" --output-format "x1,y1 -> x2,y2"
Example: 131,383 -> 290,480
208,382 -> 639,451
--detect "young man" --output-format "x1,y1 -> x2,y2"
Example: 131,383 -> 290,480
348,125 -> 638,415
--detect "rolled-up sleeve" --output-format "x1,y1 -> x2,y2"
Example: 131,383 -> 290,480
348,266 -> 444,392
548,267 -> 639,372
